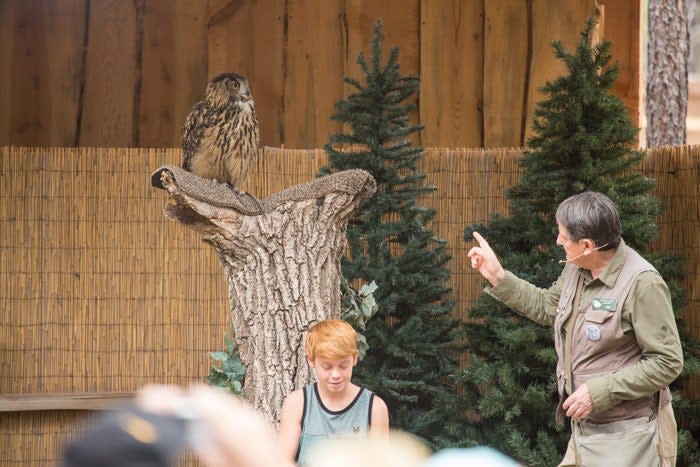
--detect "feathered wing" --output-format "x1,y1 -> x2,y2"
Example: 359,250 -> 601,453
181,101 -> 208,170
226,155 -> 245,188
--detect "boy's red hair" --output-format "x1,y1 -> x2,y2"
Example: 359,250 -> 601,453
305,319 -> 358,360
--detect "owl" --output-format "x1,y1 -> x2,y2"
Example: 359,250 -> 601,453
181,72 -> 260,189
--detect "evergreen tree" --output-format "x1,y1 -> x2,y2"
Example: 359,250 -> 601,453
320,19 -> 462,447
459,19 -> 700,466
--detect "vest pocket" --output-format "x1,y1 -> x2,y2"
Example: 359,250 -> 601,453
574,417 -> 659,466
584,310 -> 614,324
580,311 -> 619,352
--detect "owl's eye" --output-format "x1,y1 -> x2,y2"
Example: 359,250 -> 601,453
232,81 -> 240,89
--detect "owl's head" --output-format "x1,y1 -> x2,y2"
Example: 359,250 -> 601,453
205,72 -> 253,107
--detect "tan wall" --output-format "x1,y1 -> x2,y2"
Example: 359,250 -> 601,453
1,144 -> 698,464
687,76 -> 700,144
0,0 -> 641,150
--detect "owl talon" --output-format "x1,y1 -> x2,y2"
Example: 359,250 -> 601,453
236,190 -> 263,213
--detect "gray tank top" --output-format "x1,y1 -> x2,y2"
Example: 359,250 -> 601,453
295,383 -> 375,464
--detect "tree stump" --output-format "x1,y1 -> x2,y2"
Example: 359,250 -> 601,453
151,165 -> 376,423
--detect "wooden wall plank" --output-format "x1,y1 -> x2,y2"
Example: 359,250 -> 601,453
4,2 -> 49,146
345,0 -> 419,76
601,0 -> 642,132
172,1 -> 209,149
483,1 -> 528,148
284,0 -> 345,149
207,0 -> 240,78
0,392 -> 134,412
139,0 -> 177,148
0,2 -> 13,144
0,0 -> 644,151
345,0 -> 420,141
43,0 -> 86,146
138,0 -> 208,148
420,0 -> 484,147
0,1 -> 86,146
207,0 -> 285,149
525,0 -> 598,143
78,0 -> 139,147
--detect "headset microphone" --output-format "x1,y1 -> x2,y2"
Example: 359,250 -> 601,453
559,251 -> 587,264
558,243 -> 609,264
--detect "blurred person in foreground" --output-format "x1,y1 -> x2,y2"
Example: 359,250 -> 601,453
63,382 -> 517,467
63,383 -> 292,467
467,191 -> 683,466
304,432 -> 519,467
277,319 -> 390,465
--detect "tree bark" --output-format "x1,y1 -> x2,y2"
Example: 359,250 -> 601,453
647,0 -> 691,147
151,165 -> 376,423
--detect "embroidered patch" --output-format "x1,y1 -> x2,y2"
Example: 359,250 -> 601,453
592,298 -> 617,311
586,325 -> 601,342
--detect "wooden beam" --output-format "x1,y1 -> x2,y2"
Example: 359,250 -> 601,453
601,0 -> 642,133
207,0 -> 285,150
284,0 -> 345,149
0,392 -> 135,412
483,0 -> 529,148
79,1 -> 140,146
420,0 -> 484,147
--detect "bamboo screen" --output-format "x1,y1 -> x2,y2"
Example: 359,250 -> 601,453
0,147 -> 230,396
641,145 -> 700,363
1,145 -> 698,465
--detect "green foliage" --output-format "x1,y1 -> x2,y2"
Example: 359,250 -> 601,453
460,18 -> 700,465
340,277 -> 379,360
321,18 -> 462,448
206,331 -> 245,396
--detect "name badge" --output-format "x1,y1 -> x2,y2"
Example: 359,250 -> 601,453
592,298 -> 616,311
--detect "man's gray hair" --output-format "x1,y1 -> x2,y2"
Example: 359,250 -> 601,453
555,191 -> 620,250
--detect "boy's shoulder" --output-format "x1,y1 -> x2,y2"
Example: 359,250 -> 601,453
280,387 -> 305,421
357,384 -> 379,397
283,385 -> 316,409
283,386 -> 305,403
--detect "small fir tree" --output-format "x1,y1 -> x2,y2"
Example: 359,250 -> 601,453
459,19 -> 700,466
320,19 -> 462,447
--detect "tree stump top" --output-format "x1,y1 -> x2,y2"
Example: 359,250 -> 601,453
151,165 -> 376,216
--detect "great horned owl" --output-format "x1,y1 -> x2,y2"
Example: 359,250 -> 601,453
181,72 -> 260,189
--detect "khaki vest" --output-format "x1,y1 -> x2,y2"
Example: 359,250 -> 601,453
553,246 -> 670,424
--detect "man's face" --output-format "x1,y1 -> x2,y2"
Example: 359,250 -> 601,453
308,354 -> 357,393
556,223 -> 586,264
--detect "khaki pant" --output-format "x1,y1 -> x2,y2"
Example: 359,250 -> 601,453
558,402 -> 677,467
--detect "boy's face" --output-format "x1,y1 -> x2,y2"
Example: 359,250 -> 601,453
308,354 -> 357,393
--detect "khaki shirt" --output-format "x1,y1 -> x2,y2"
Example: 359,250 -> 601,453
486,240 -> 683,413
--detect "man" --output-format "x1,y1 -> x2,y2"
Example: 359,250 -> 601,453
467,191 -> 683,466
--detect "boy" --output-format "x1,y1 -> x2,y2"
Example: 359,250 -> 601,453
277,319 -> 390,465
